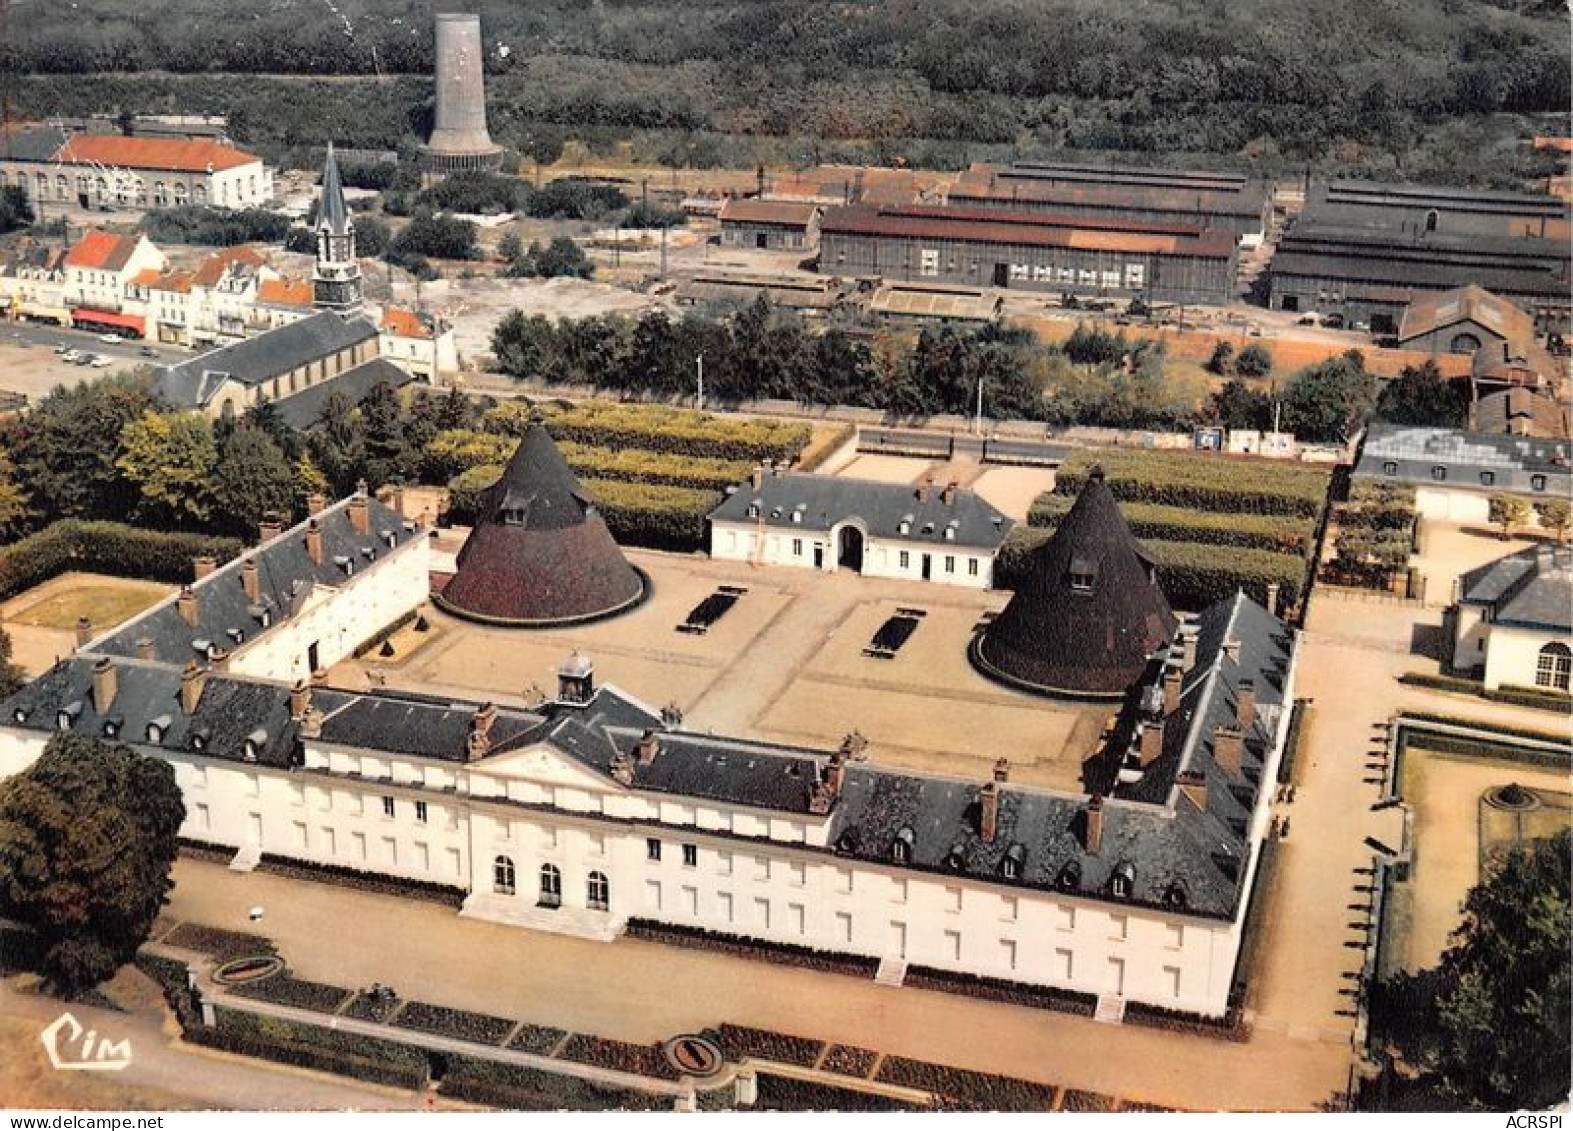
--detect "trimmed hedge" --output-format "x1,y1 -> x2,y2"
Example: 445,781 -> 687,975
624,919 -> 879,979
1029,494 -> 1314,556
822,1045 -> 878,1078
205,1005 -> 430,1090
756,1074 -> 926,1112
875,1056 -> 1058,1112
717,1023 -> 824,1068
1398,672 -> 1573,714
439,1052 -> 667,1111
391,1000 -> 517,1045
487,402 -> 812,465
1054,449 -> 1330,519
255,853 -> 467,908
508,1024 -> 567,1055
161,923 -> 276,962
997,527 -> 1305,612
229,972 -> 353,1014
903,963 -> 1097,1016
558,1033 -> 679,1080
0,520 -> 242,603
559,442 -> 750,492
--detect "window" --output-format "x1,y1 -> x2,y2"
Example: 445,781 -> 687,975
1164,965 -> 1182,999
835,867 -> 853,894
645,880 -> 663,910
682,843 -> 698,868
836,911 -> 853,943
919,249 -> 939,277
415,801 -> 428,824
683,885 -> 699,914
1531,474 -> 1547,492
968,558 -> 979,577
892,827 -> 915,864
792,538 -> 803,557
1057,906 -> 1076,932
1165,923 -> 1185,950
718,891 -> 734,922
382,796 -> 395,819
716,851 -> 733,876
647,837 -> 662,862
788,861 -> 806,886
1536,643 -> 1571,691
945,555 -> 955,574
1125,263 -> 1146,288
945,885 -> 963,912
538,863 -> 562,907
1383,461 -> 1398,476
1480,471 -> 1496,487
493,855 -> 516,895
944,929 -> 962,961
1430,465 -> 1447,482
754,855 -> 770,881
1069,560 -> 1097,592
587,871 -> 609,911
1109,913 -> 1128,941
1000,939 -> 1018,970
898,550 -> 910,569
755,898 -> 772,930
1001,896 -> 1018,921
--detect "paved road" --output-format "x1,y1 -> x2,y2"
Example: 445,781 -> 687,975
1,320 -> 189,365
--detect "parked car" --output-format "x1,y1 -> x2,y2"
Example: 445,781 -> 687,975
60,349 -> 81,362
1295,314 -> 1319,326
1320,314 -> 1345,329
52,344 -> 68,354
139,345 -> 157,358
98,333 -> 123,344
90,355 -> 112,368
73,354 -> 94,366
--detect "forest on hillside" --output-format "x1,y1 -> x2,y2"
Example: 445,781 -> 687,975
3,0 -> 1568,183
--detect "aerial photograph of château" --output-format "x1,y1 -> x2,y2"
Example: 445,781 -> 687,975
0,1 -> 1567,1122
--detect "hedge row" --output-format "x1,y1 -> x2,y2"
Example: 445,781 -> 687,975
558,442 -> 751,492
996,527 -> 1305,612
487,402 -> 812,465
1054,449 -> 1330,518
206,1006 -> 430,1091
0,520 -> 242,603
1028,494 -> 1315,556
1397,672 -> 1573,715
439,1051 -> 668,1111
875,1055 -> 1058,1112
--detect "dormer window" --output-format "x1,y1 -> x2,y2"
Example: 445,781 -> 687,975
1069,556 -> 1098,593
334,554 -> 354,575
892,826 -> 915,865
1055,860 -> 1081,892
243,727 -> 267,761
898,514 -> 913,536
146,714 -> 171,744
944,525 -> 957,541
1163,881 -> 1189,910
835,828 -> 862,854
1382,461 -> 1397,476
747,503 -> 760,519
922,522 -> 935,536
56,701 -> 82,731
12,706 -> 30,725
770,507 -> 782,520
1430,465 -> 1447,482
1002,843 -> 1026,880
791,508 -> 803,524
1110,861 -> 1136,899
102,716 -> 123,738
190,728 -> 210,752
944,842 -> 966,871
227,628 -> 245,645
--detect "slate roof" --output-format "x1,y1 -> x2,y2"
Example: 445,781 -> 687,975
708,471 -> 1013,550
1355,425 -> 1571,495
976,470 -> 1176,698
435,426 -> 647,626
272,359 -> 419,431
1470,388 -> 1569,441
1458,546 -> 1573,632
0,125 -> 70,163
317,143 -> 351,238
86,491 -> 420,667
2,587 -> 1293,921
157,311 -> 379,409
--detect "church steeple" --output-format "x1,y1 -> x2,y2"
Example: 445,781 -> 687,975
312,142 -> 362,315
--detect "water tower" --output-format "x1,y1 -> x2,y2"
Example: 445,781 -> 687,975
421,13 -> 504,174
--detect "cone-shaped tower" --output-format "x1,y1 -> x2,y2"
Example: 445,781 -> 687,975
973,468 -> 1176,699
434,425 -> 647,626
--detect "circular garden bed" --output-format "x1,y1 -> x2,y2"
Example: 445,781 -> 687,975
213,954 -> 284,985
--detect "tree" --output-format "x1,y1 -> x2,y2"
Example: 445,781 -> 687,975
1234,343 -> 1274,378
1376,360 -> 1469,427
213,426 -> 297,536
1206,377 -> 1273,430
115,411 -> 217,527
0,185 -> 33,236
0,733 -> 185,992
1535,497 -> 1571,542
1206,340 -> 1235,376
356,380 -> 410,486
292,453 -> 331,511
0,446 -> 29,536
1278,350 -> 1377,443
1369,831 -> 1569,1111
0,625 -> 25,700
1488,494 -> 1530,539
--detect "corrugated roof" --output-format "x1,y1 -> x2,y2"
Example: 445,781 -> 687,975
55,134 -> 259,173
718,198 -> 821,227
822,204 -> 1235,258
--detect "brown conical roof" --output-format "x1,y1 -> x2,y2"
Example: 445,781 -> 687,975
435,425 -> 647,626
974,469 -> 1176,698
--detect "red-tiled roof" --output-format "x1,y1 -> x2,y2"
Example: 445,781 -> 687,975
257,278 -> 313,307
190,245 -> 266,287
380,306 -> 434,339
718,198 -> 821,227
148,271 -> 194,294
63,229 -> 142,272
54,135 -> 260,173
821,204 -> 1235,258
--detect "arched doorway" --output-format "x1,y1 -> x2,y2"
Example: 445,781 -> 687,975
837,525 -> 865,572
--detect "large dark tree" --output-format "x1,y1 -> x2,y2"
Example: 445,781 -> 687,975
1278,350 -> 1378,443
1368,829 -> 1571,1111
0,185 -> 33,235
0,734 -> 185,992
213,426 -> 297,536
1375,360 -> 1470,428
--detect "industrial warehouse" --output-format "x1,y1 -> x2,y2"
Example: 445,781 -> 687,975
817,203 -> 1238,305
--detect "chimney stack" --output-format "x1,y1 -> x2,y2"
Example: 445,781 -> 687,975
1264,582 -> 1281,617
1139,718 -> 1166,767
823,749 -> 847,798
993,757 -> 1010,783
467,702 -> 498,760
1082,795 -> 1104,854
636,728 -> 661,765
135,637 -> 156,661
310,666 -> 330,686
179,661 -> 206,715
241,557 -> 260,602
1180,627 -> 1199,672
941,481 -> 958,506
1213,723 -> 1244,780
751,465 -> 765,490
305,519 -> 323,566
610,749 -> 636,787
91,656 -> 117,713
289,679 -> 311,722
979,778 -> 1002,843
916,477 -> 932,504
193,555 -> 217,581
74,616 -> 94,649
1163,666 -> 1183,714
1222,637 -> 1241,663
301,706 -> 323,739
259,514 -> 284,543
177,586 -> 200,628
349,480 -> 371,535
1237,679 -> 1257,731
1177,768 -> 1208,812
392,483 -> 406,519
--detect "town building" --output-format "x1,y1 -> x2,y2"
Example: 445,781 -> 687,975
62,229 -> 167,338
973,469 -> 1177,699
948,162 -> 1272,240
819,203 -> 1237,306
435,426 -> 648,626
707,469 -> 1013,588
1469,387 -> 1569,441
868,282 -> 1002,325
379,307 -> 460,380
0,126 -> 273,214
1448,545 -> 1572,693
1355,424 -> 1571,524
311,145 -> 363,317
717,199 -> 823,251
1396,285 -> 1539,356
127,245 -> 285,348
1301,178 -> 1570,241
0,578 -> 1297,1020
674,273 -> 848,315
0,238 -> 70,326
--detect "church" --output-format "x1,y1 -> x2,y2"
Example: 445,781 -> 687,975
0,440 -> 1298,1022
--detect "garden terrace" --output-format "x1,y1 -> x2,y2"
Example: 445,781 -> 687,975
821,1045 -> 879,1078
508,1024 -> 569,1055
876,1055 -> 1059,1111
160,923 -> 276,962
229,971 -> 354,1014
486,401 -> 813,466
558,1034 -> 680,1080
718,1023 -> 825,1069
1053,449 -> 1332,519
390,1000 -> 518,1046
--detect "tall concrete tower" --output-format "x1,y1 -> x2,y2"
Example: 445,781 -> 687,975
421,13 -> 504,174
312,143 -> 363,316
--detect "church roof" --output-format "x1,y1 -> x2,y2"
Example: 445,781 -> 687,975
975,470 -> 1177,698
317,143 -> 351,237
156,310 -> 378,409
435,426 -> 647,626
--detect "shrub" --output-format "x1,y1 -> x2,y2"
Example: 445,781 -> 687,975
0,521 -> 242,603
1054,449 -> 1330,519
756,1073 -> 926,1112
624,919 -> 879,979
902,964 -> 1097,1016
1397,673 -> 1572,715
875,1055 -> 1058,1111
509,1024 -> 567,1055
821,1045 -> 878,1078
558,1033 -> 679,1079
997,528 -> 1305,611
391,1000 -> 517,1045
580,478 -> 720,553
342,992 -> 402,1022
558,442 -> 750,492
205,1005 -> 430,1089
254,854 -> 466,907
133,952 -> 204,1030
717,1023 -> 823,1068
487,402 -> 811,465
1061,1089 -> 1116,1112
229,973 -> 353,1014
1029,494 -> 1314,556
439,1052 -> 667,1111
161,923 -> 276,962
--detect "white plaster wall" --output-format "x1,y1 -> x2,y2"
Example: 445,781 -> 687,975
1483,623 -> 1570,691
1414,487 -> 1491,525
710,521 -> 994,590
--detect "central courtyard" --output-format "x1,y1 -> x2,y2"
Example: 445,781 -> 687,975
332,548 -> 1105,791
